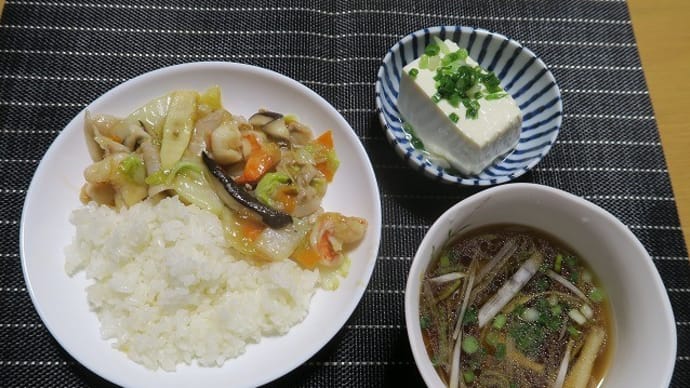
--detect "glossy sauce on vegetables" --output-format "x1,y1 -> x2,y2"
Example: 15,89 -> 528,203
419,224 -> 613,388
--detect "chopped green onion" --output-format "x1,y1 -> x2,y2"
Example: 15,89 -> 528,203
589,287 -> 605,303
456,48 -> 469,60
554,254 -> 563,273
420,315 -> 430,329
565,255 -> 577,268
493,314 -> 507,329
439,253 -> 450,267
482,72 -> 502,93
486,331 -> 500,347
425,43 -> 440,56
463,99 -> 480,119
408,68 -> 419,78
462,335 -> 480,354
402,123 -> 425,150
463,308 -> 478,325
419,54 -> 429,69
427,54 -> 441,70
433,36 -> 450,54
431,93 -> 441,103
495,343 -> 506,360
551,304 -> 562,316
449,112 -> 459,123
448,93 -> 461,107
567,325 -> 581,338
463,370 -> 476,383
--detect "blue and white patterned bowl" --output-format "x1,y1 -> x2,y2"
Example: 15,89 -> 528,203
375,26 -> 562,186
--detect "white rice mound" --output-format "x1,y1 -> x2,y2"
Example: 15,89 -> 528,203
65,197 -> 320,371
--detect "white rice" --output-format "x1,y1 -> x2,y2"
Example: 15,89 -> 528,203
65,197 -> 320,371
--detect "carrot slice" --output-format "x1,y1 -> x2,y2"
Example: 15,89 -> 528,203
314,130 -> 334,149
292,242 -> 321,269
235,135 -> 280,184
239,217 -> 266,242
315,161 -> 335,181
275,186 -> 297,212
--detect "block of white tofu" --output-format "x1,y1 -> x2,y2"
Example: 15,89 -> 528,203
398,40 -> 522,176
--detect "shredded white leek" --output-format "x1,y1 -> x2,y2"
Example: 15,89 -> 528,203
427,272 -> 466,284
546,269 -> 589,302
477,251 -> 544,328
452,261 -> 477,339
553,340 -> 573,388
580,304 -> 594,319
568,309 -> 587,325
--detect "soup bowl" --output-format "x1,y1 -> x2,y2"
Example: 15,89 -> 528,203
405,183 -> 676,387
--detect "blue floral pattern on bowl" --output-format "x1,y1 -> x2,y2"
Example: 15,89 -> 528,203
375,26 -> 562,186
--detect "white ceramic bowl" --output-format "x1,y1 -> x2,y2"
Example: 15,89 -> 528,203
405,183 -> 676,387
376,26 -> 562,185
20,62 -> 382,388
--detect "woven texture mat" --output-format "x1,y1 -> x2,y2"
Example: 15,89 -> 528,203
1,0 -> 689,386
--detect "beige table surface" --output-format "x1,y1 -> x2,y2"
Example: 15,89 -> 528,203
0,0 -> 687,252
628,0 -> 690,252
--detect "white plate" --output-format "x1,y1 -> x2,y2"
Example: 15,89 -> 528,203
19,62 -> 382,388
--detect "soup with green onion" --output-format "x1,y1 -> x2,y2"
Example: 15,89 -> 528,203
419,225 -> 613,388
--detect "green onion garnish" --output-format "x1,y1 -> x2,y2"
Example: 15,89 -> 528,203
408,68 -> 419,78
448,112 -> 459,123
463,99 -> 480,119
462,336 -> 480,354
425,43 -> 440,56
485,92 -> 508,100
495,343 -> 506,360
486,331 -> 500,347
431,93 -> 441,103
589,287 -> 605,303
433,36 -> 450,54
420,315 -> 430,329
463,370 -> 476,383
554,254 -> 563,273
551,304 -> 562,316
419,54 -> 429,69
492,314 -> 507,329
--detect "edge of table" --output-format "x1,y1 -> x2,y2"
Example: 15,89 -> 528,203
628,0 -> 690,252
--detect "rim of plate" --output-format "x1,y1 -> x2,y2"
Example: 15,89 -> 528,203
19,61 -> 382,388
375,26 -> 563,186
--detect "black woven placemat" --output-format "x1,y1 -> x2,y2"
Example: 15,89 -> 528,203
1,0 -> 688,387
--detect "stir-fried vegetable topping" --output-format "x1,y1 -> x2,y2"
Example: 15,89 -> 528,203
79,86 -> 367,271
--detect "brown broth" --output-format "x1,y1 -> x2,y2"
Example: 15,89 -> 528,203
419,224 -> 614,387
